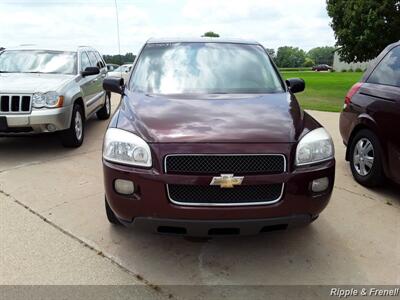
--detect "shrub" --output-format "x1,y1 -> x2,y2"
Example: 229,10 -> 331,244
341,69 -> 347,72
303,58 -> 315,67
348,68 -> 354,72
355,68 -> 363,72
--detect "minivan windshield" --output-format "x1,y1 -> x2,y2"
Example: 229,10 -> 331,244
130,42 -> 284,94
0,50 -> 77,75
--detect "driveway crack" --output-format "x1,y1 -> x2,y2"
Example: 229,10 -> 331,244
0,189 -> 175,299
334,185 -> 398,207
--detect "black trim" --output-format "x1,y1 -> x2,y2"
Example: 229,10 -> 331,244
124,215 -> 312,236
359,92 -> 396,102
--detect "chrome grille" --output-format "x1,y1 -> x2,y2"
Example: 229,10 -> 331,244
0,94 -> 32,114
167,183 -> 284,206
164,154 -> 286,175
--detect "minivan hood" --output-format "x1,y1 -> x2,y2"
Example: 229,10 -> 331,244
0,73 -> 74,93
117,92 -> 304,143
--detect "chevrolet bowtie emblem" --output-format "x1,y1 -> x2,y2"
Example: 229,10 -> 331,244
210,174 -> 244,188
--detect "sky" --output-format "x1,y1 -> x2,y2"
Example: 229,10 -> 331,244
0,0 -> 336,55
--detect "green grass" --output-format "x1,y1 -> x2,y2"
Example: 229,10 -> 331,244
281,71 -> 363,112
279,67 -> 311,72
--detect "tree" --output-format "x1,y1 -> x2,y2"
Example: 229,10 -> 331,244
265,48 -> 275,59
202,31 -> 220,38
307,46 -> 335,65
327,0 -> 400,63
103,53 -> 136,65
303,57 -> 315,67
275,46 -> 306,68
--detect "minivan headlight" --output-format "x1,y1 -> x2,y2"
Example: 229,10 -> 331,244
32,92 -> 63,108
103,128 -> 152,167
296,128 -> 334,166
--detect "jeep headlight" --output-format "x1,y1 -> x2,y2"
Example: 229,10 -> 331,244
32,92 -> 63,108
103,128 -> 152,167
296,128 -> 334,166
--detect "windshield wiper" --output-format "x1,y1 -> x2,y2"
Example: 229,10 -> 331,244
0,71 -> 10,73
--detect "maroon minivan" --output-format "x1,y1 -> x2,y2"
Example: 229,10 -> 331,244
102,38 -> 335,236
340,41 -> 400,187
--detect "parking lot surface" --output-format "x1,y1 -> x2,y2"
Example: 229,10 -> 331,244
0,95 -> 399,298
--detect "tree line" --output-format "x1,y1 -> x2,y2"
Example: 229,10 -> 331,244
266,46 -> 335,68
103,46 -> 335,68
103,52 -> 136,65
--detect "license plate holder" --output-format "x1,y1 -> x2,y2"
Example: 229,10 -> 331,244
0,116 -> 8,131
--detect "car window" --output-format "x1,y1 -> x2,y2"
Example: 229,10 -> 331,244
0,50 -> 77,74
87,51 -> 99,68
114,65 -> 131,73
368,46 -> 400,87
80,52 -> 91,71
94,51 -> 105,69
130,42 -> 284,94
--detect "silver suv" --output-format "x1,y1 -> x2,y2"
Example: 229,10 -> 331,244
0,45 -> 111,147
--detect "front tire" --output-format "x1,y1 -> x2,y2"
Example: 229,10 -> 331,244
96,93 -> 111,120
105,197 -> 121,225
349,129 -> 384,187
61,104 -> 84,148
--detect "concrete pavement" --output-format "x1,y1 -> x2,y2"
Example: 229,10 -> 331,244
0,95 -> 399,298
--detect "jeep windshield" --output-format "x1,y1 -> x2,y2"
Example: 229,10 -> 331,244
130,42 -> 284,95
0,50 -> 77,75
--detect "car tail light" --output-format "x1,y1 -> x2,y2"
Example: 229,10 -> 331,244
344,82 -> 363,108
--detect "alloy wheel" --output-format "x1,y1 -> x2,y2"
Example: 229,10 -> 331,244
74,111 -> 83,141
353,138 -> 374,176
106,95 -> 111,115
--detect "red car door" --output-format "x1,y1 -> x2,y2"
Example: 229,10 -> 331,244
363,45 -> 400,183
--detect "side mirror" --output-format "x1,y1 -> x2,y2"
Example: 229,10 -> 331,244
103,77 -> 125,95
81,67 -> 100,77
286,78 -> 305,93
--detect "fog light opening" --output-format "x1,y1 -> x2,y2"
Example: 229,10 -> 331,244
46,124 -> 57,132
311,177 -> 329,193
114,179 -> 135,195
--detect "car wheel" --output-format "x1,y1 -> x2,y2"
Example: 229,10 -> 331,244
96,93 -> 111,120
105,196 -> 121,225
349,129 -> 384,187
61,104 -> 84,148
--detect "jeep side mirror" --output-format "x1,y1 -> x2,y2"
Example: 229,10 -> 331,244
81,67 -> 100,77
103,77 -> 125,95
286,78 -> 305,93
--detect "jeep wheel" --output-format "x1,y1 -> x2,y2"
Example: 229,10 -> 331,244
61,104 -> 84,148
105,196 -> 121,225
349,129 -> 384,187
96,93 -> 111,120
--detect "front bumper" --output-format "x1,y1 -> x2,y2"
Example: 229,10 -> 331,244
0,106 -> 72,134
126,215 -> 312,236
104,153 -> 335,233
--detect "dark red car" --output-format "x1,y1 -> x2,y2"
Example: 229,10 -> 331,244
340,41 -> 400,187
102,38 -> 335,236
312,64 -> 333,71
